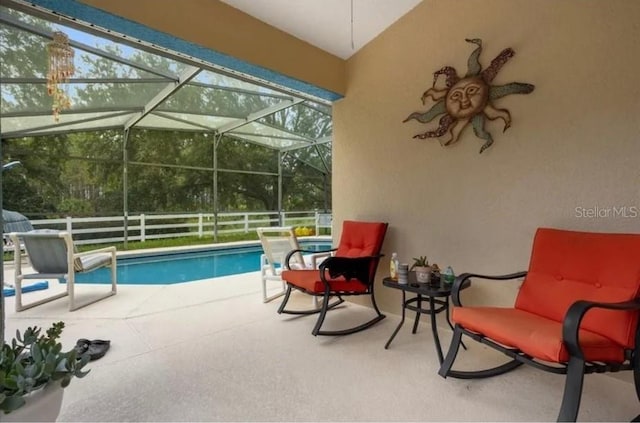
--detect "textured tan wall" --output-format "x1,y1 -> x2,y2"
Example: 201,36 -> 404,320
78,0 -> 345,95
334,0 -> 640,313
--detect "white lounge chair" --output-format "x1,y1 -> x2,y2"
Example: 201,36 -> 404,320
10,230 -> 117,311
257,226 -> 330,303
2,209 -> 33,255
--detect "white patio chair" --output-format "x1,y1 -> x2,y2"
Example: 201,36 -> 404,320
2,209 -> 33,278
10,230 -> 117,311
257,226 -> 331,303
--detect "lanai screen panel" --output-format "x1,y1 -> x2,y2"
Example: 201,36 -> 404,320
0,5 -> 333,155
0,7 -> 177,136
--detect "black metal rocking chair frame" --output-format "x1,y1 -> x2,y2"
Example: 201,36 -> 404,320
277,251 -> 386,336
438,272 -> 640,422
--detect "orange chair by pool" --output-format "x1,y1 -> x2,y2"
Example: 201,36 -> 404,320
278,220 -> 388,336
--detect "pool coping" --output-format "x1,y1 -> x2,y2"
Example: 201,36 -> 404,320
115,235 -> 333,259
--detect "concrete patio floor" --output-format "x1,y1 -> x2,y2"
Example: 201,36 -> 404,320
3,263 -> 638,422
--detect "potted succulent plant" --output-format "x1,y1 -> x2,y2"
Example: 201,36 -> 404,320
411,256 -> 432,283
0,321 -> 90,422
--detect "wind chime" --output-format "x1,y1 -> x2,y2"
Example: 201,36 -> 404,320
46,31 -> 75,122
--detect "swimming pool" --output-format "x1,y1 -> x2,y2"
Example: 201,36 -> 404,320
74,241 -> 332,285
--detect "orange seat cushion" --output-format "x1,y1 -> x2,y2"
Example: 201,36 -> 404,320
453,307 -> 625,363
281,269 -> 368,294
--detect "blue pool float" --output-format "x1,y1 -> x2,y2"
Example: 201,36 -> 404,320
3,281 -> 49,297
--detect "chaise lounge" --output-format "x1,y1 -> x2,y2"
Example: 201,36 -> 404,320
10,230 -> 118,311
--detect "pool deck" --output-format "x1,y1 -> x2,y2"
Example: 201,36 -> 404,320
2,245 -> 638,421
2,239 -> 323,321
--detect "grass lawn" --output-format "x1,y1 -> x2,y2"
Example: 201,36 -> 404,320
3,228 -> 331,261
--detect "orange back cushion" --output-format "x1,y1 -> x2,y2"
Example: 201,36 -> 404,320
515,228 -> 640,348
335,221 -> 388,258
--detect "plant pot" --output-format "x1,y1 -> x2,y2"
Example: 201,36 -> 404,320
414,266 -> 431,283
4,382 -> 64,422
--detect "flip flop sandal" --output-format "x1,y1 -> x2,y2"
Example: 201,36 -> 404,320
87,339 -> 110,361
74,338 -> 90,356
74,338 -> 111,361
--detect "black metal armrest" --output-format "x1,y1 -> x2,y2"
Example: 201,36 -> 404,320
451,271 -> 528,306
562,299 -> 640,359
318,255 -> 383,287
284,248 -> 337,269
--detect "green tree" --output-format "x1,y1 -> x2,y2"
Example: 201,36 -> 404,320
1,7 -> 332,218
2,137 -> 67,218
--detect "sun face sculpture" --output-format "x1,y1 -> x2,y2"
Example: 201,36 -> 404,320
404,39 -> 535,153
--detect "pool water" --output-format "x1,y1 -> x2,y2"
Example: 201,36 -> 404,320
74,242 -> 332,285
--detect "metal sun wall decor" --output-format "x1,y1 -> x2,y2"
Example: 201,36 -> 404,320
403,38 -> 535,153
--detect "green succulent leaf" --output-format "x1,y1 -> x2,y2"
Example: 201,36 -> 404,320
0,322 -> 89,414
31,343 -> 42,363
60,375 -> 72,388
409,255 -> 429,270
1,394 -> 26,413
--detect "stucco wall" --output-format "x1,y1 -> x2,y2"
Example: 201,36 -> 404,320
334,0 -> 640,313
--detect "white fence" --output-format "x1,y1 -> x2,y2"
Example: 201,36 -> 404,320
28,211 -> 332,246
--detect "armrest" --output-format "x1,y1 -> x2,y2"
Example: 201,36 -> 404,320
74,246 -> 117,258
562,299 -> 640,359
451,271 -> 527,306
318,255 -> 383,287
285,248 -> 337,269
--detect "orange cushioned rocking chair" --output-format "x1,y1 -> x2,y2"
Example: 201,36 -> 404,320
438,227 -> 640,422
278,220 -> 388,336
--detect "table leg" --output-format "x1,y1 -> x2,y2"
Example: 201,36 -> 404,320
412,294 -> 422,334
429,296 -> 444,364
385,290 -> 406,349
